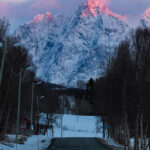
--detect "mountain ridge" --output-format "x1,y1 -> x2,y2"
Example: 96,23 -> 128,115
16,0 -> 132,87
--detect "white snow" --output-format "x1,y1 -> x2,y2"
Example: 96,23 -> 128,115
0,114 -> 124,150
16,1 -> 129,87
53,114 -> 102,138
0,132 -> 51,150
130,138 -> 150,150
0,114 -> 102,150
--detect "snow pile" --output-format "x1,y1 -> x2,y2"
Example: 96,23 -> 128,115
0,132 -> 51,150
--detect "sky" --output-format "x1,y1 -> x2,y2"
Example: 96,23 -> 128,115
0,0 -> 150,32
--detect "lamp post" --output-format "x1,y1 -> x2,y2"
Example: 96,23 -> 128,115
36,95 -> 44,150
60,95 -> 64,139
12,42 -> 23,150
29,80 -> 42,136
30,82 -> 34,136
16,70 -> 22,150
36,96 -> 39,134
26,67 -> 35,136
36,95 -> 45,134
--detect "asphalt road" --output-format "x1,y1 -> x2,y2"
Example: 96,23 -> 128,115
48,138 -> 111,150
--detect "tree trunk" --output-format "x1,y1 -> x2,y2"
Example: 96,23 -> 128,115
114,126 -> 117,143
119,124 -> 123,144
143,126 -> 148,150
103,121 -> 106,139
134,114 -> 139,150
3,100 -> 11,135
143,135 -> 147,150
127,126 -> 131,150
140,114 -> 143,150
124,112 -> 128,150
0,71 -> 12,130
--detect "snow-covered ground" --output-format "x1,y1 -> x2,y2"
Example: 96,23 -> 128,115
0,114 -> 122,150
0,132 -> 51,150
54,114 -> 102,138
130,138 -> 150,150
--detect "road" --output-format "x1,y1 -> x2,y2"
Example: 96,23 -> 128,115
48,138 -> 111,150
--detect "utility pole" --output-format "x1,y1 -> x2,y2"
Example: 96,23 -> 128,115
30,82 -> 34,136
0,38 -> 7,87
77,106 -> 78,123
61,96 -> 64,138
16,71 -> 22,150
36,96 -> 39,134
36,96 -> 39,150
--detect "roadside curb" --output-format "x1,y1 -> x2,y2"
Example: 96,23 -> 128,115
96,138 -> 124,150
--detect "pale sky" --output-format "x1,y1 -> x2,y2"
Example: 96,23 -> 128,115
0,0 -> 150,32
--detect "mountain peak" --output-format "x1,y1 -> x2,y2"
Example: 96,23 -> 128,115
46,12 -> 52,21
144,7 -> 150,19
32,11 -> 52,23
81,0 -> 126,21
32,14 -> 44,23
17,1 -> 129,87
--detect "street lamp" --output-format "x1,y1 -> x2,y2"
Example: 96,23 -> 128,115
40,96 -> 45,99
30,80 -> 42,136
36,95 -> 45,150
59,95 -> 64,139
36,95 -> 45,133
13,42 -> 22,47
26,66 -> 35,71
14,43 -> 23,150
16,70 -> 22,150
25,66 -> 35,136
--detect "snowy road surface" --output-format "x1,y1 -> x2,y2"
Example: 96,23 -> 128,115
48,138 -> 110,150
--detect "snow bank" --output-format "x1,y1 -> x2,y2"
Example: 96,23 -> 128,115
0,132 -> 51,150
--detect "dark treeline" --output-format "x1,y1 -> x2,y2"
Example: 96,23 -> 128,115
59,88 -> 85,100
0,18 -> 35,137
94,27 -> 150,150
0,18 -> 59,139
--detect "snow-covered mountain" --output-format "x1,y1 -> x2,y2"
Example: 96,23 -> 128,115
16,0 -> 129,87
141,7 -> 150,27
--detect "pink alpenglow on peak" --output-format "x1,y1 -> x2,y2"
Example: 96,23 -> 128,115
32,14 -> 44,23
32,12 -> 52,23
46,12 -> 52,21
144,7 -> 150,19
81,0 -> 126,21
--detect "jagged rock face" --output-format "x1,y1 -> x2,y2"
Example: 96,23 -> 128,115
141,7 -> 150,27
16,0 -> 129,87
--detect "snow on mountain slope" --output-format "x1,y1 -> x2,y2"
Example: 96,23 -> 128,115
16,0 -> 129,87
141,7 -> 150,27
